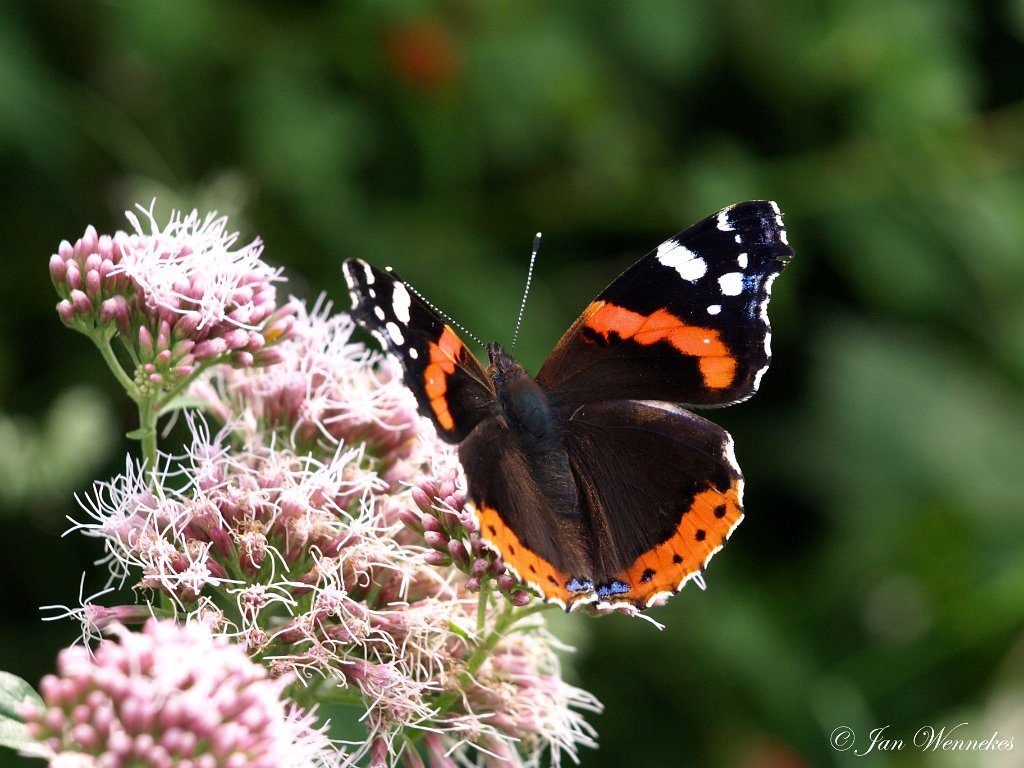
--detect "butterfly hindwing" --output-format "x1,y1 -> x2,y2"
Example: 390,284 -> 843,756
460,397 -> 744,611
537,200 -> 792,408
343,258 -> 494,442
560,400 -> 744,608
458,417 -> 594,608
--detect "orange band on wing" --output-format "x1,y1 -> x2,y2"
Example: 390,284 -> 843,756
582,301 -> 737,389
475,483 -> 742,611
423,326 -> 464,431
610,482 -> 743,608
474,504 -> 577,607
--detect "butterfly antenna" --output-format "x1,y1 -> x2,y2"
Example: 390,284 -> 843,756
386,267 -> 486,350
510,232 -> 541,354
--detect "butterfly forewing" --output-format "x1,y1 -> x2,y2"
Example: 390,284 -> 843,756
537,200 -> 792,408
343,258 -> 494,443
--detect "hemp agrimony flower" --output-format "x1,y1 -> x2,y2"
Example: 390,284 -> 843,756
49,204 -> 298,472
3,203 -> 605,768
21,619 -> 337,768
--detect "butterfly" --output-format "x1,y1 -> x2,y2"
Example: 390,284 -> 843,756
344,200 -> 793,611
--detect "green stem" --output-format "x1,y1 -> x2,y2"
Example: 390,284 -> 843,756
94,331 -> 161,485
138,398 -> 160,484
152,359 -> 216,416
426,597 -> 542,718
95,333 -> 139,398
476,580 -> 490,636
504,601 -> 551,628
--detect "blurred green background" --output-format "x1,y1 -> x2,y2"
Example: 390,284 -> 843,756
2,2 -> 1023,766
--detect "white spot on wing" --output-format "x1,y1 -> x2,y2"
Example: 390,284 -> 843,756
752,360 -> 769,392
750,269 -> 780,394
408,347 -> 419,360
362,261 -> 375,285
385,321 -> 405,345
374,306 -> 386,321
722,431 -> 741,478
716,208 -> 733,232
392,282 -> 412,324
737,252 -> 748,269
770,200 -> 789,245
707,304 -> 722,315
718,272 -> 744,296
657,240 -> 706,281
760,272 -> 779,322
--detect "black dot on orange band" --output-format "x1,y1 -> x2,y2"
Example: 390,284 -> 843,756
695,529 -> 706,542
508,544 -> 516,555
529,564 -> 537,574
547,575 -> 559,586
488,525 -> 497,535
714,504 -> 727,518
640,568 -> 655,583
581,327 -> 606,346
672,554 -> 683,564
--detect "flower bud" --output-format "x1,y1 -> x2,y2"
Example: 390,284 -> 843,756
70,289 -> 92,316
423,531 -> 448,551
447,539 -> 470,567
49,253 -> 67,285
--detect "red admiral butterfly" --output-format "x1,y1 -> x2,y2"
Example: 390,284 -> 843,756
344,201 -> 792,612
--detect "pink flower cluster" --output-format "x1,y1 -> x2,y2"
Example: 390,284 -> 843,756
22,619 -> 336,768
401,462 -> 531,606
49,206 -> 296,393
190,299 -> 421,461
43,204 -> 603,768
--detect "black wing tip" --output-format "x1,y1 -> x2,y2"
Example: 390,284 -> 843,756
342,259 -> 379,320
342,258 -> 366,286
721,200 -> 794,263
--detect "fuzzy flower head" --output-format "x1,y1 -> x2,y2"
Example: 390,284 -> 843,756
67,417 -> 601,767
49,204 -> 297,395
58,253 -> 603,767
461,632 -> 601,767
69,415 -> 403,609
190,297 -> 421,463
21,618 -> 337,768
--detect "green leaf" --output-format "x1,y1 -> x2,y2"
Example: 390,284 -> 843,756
447,620 -> 472,643
0,718 -> 45,757
0,672 -> 45,755
0,673 -> 42,721
158,394 -> 216,416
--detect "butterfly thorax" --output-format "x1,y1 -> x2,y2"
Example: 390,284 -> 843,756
486,342 -> 590,575
487,343 -> 561,450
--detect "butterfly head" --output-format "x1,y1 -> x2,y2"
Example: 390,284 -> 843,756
486,342 -> 514,374
486,342 -> 532,389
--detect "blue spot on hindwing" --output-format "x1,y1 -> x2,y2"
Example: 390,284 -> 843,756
597,580 -> 632,598
567,578 -> 594,594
